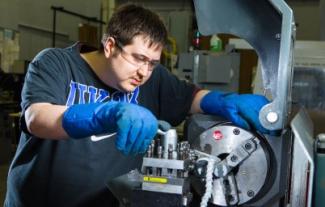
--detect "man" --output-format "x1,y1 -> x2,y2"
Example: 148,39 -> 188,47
5,4 -> 270,207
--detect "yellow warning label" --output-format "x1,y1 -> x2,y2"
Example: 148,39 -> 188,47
143,176 -> 168,184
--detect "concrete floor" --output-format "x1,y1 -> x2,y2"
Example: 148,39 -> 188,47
0,164 -> 9,205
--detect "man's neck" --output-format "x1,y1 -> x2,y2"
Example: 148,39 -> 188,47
81,51 -> 109,80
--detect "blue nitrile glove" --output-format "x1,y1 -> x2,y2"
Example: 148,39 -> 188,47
200,91 -> 270,134
62,101 -> 158,155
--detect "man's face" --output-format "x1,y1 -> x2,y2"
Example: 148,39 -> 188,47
104,35 -> 163,92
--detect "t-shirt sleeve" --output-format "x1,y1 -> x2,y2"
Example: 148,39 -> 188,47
21,48 -> 69,111
20,48 -> 69,133
156,65 -> 199,126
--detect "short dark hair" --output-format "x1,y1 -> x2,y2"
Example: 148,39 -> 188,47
102,4 -> 167,49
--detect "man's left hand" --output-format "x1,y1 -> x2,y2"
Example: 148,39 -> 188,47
200,91 -> 271,134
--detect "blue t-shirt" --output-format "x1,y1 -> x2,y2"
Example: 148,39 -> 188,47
5,43 -> 196,207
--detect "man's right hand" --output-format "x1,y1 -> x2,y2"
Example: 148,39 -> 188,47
62,101 -> 158,155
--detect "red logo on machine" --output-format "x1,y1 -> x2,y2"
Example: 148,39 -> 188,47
213,130 -> 223,140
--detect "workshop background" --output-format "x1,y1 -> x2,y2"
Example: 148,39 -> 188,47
1,0 -> 325,204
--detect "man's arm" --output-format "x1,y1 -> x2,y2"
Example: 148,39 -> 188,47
25,103 -> 69,139
25,101 -> 158,155
190,89 -> 209,114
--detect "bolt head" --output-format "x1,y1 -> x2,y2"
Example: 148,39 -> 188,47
245,143 -> 252,150
266,112 -> 278,123
230,155 -> 238,162
247,190 -> 255,197
233,128 -> 240,135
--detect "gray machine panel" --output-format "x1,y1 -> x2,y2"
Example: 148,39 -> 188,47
178,51 -> 240,92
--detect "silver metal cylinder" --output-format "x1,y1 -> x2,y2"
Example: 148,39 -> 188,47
162,129 -> 178,159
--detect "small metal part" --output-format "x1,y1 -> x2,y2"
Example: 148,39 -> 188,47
168,145 -> 174,174
168,144 -> 173,159
156,138 -> 161,145
182,195 -> 188,206
150,140 -> 155,157
247,190 -> 255,197
162,129 -> 178,159
146,145 -> 152,158
233,128 -> 240,135
156,145 -> 163,176
266,111 -> 278,123
157,146 -> 163,159
178,147 -> 184,161
145,145 -> 153,175
230,155 -> 238,162
245,143 -> 252,150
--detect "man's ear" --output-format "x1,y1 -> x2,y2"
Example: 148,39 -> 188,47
103,37 -> 116,58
